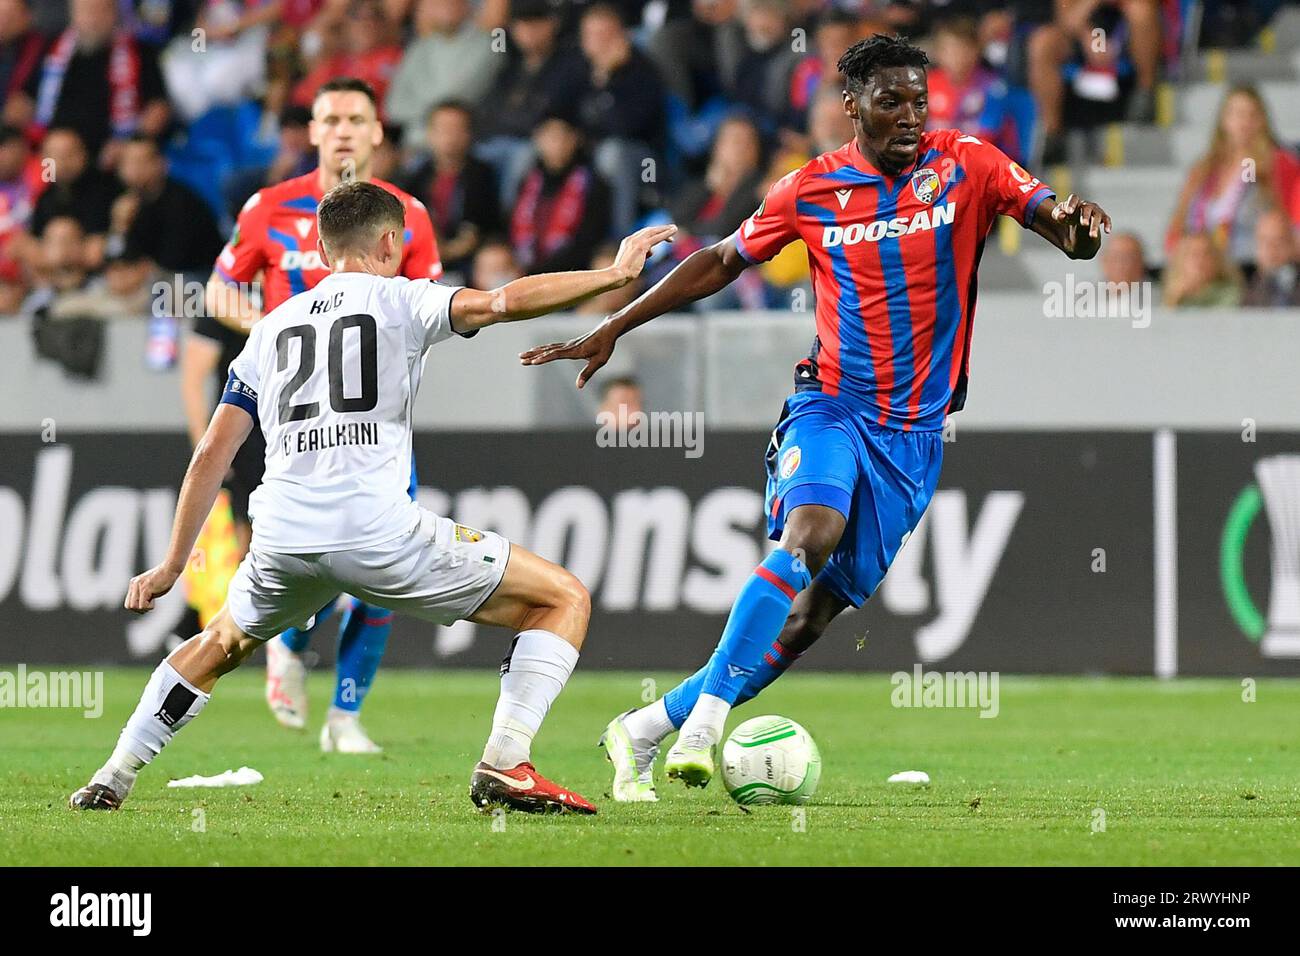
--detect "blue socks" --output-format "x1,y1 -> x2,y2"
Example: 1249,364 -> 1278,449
664,638 -> 803,728
278,600 -> 338,653
274,598 -> 392,714
332,600 -> 392,712
696,549 -> 810,705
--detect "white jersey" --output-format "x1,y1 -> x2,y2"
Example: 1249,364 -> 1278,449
222,271 -> 463,553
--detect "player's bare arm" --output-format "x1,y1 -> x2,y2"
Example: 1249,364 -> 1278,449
124,403 -> 253,613
204,270 -> 263,333
1031,193 -> 1113,260
450,224 -> 678,333
519,234 -> 749,387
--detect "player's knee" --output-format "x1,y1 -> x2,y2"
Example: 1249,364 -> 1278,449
554,569 -> 591,625
781,513 -> 843,576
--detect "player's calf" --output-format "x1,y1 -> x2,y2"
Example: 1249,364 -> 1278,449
69,608 -> 258,811
465,547 -> 596,813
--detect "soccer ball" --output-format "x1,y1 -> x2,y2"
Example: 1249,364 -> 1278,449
721,715 -> 821,806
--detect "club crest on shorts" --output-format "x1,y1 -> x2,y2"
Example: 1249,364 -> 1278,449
455,524 -> 484,543
911,168 -> 941,205
779,445 -> 801,479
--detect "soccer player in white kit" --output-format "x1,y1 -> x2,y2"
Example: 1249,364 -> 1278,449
70,182 -> 677,815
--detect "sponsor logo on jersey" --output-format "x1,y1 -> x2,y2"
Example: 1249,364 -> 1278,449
820,201 -> 955,248
280,250 -> 325,270
834,187 -> 853,210
294,217 -> 312,239
455,524 -> 484,543
911,167 -> 941,204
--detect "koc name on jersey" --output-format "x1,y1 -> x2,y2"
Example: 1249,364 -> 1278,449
280,250 -> 326,270
821,201 -> 956,248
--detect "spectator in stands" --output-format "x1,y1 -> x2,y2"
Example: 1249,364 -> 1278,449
475,0 -> 587,208
1167,85 -> 1300,266
510,110 -> 610,274
1163,232 -> 1242,308
807,84 -> 853,154
0,123 -> 41,261
223,104 -> 315,218
926,17 -> 1019,159
576,4 -> 665,235
1242,209 -> 1300,308
1099,230 -> 1150,286
386,0 -> 503,149
1,0 -> 49,130
0,257 -> 25,314
371,122 -> 405,182
23,215 -> 92,314
293,0 -> 403,116
161,0 -> 276,123
21,0 -> 170,166
671,114 -> 764,242
405,101 -> 500,278
471,236 -> 522,289
48,245 -> 155,319
720,0 -> 801,132
647,0 -> 739,114
596,375 -> 645,430
577,242 -> 644,317
1028,0 -> 1161,163
30,126 -> 121,270
787,10 -> 858,133
111,134 -> 224,281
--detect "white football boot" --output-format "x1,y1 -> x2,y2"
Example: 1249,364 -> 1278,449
265,638 -> 308,730
320,709 -> 383,754
599,710 -> 659,802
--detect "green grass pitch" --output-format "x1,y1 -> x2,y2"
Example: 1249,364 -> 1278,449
2,668 -> 1298,866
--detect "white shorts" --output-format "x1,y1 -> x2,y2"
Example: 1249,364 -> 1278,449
226,510 -> 510,641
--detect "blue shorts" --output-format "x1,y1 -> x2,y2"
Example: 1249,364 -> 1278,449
764,391 -> 943,607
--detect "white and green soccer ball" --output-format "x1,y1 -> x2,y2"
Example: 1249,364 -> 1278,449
721,715 -> 821,806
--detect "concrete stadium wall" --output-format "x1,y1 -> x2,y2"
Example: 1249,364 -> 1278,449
2,295 -> 1297,432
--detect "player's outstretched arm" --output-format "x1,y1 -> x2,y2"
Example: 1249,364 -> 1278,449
204,271 -> 263,333
519,234 -> 750,388
124,404 -> 252,613
1031,193 -> 1113,260
449,225 -> 678,334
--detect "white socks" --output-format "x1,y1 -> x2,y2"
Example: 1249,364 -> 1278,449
93,660 -> 210,794
678,693 -> 731,749
624,697 -> 674,745
482,630 -> 579,769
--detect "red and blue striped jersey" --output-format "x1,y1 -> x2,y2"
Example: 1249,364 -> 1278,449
214,172 -> 442,313
734,129 -> 1054,430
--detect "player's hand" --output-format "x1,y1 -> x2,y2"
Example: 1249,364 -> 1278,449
124,564 -> 182,614
611,224 -> 678,285
1051,193 -> 1112,245
519,320 -> 618,389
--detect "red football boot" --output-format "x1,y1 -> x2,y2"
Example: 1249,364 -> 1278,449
468,761 -> 597,815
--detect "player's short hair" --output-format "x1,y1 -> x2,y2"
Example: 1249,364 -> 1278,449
314,77 -> 379,111
317,180 -> 405,258
837,34 -> 930,95
600,375 -> 641,397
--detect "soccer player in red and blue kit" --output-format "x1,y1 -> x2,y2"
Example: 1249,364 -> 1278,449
521,34 -> 1113,800
205,77 -> 442,754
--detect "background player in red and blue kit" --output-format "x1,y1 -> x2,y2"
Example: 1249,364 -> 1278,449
204,77 -> 442,754
523,34 -> 1113,799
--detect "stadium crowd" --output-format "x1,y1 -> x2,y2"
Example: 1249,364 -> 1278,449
1,0 -> 1299,340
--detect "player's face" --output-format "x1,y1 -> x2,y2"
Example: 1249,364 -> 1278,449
311,92 -> 382,180
848,66 -> 927,175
